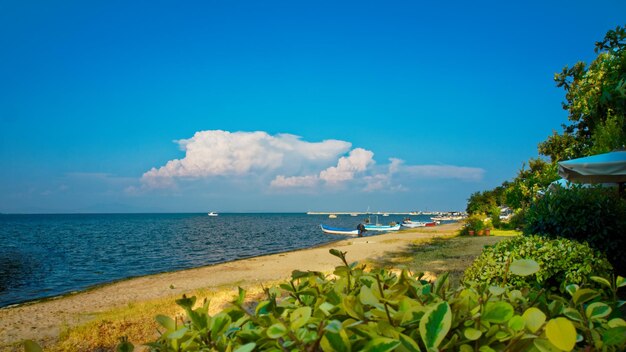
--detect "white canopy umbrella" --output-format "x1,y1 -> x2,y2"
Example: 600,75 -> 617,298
558,150 -> 626,184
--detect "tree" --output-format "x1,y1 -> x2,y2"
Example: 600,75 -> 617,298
539,25 -> 626,162
504,158 -> 558,210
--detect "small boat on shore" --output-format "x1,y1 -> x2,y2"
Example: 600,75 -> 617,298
320,224 -> 359,236
401,220 -> 438,228
207,212 -> 218,217
364,223 -> 401,231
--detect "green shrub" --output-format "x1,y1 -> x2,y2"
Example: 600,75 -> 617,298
524,186 -> 626,275
459,213 -> 490,236
464,235 -> 613,289
88,249 -> 626,352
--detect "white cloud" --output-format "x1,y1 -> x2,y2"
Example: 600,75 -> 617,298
271,148 -> 375,188
141,130 -> 351,188
140,130 -> 485,193
319,148 -> 374,184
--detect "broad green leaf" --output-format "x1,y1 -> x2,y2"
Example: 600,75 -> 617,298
617,275 -> 625,288
509,259 -> 540,276
478,346 -> 496,352
234,343 -> 256,352
572,288 -> 599,305
290,306 -> 312,330
533,338 -> 562,352
363,337 -> 400,352
329,249 -> 345,260
463,327 -> 482,340
267,323 -> 287,339
508,315 -> 525,331
545,318 -> 576,351
319,302 -> 335,316
590,276 -> 612,288
398,333 -> 420,352
565,284 -> 579,297
585,302 -> 611,320
419,301 -> 451,349
482,301 -> 514,323
321,330 -> 350,352
155,314 -> 176,331
489,286 -> 506,296
168,327 -> 189,340
210,313 -> 232,340
459,345 -> 473,352
522,307 -> 546,333
562,308 -> 583,322
602,326 -> 626,346
359,285 -> 379,306
23,340 -> 43,352
342,295 -> 363,319
608,318 -> 626,328
324,320 -> 343,334
433,272 -> 449,295
401,305 -> 426,327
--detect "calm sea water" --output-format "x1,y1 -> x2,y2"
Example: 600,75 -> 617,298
0,213 -> 434,307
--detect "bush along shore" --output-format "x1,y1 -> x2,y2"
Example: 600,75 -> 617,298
25,239 -> 623,352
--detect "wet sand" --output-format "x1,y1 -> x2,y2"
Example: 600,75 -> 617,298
0,223 -> 461,348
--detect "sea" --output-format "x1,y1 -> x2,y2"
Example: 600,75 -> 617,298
0,213 -> 435,308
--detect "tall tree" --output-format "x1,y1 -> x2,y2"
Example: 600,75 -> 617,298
539,26 -> 626,162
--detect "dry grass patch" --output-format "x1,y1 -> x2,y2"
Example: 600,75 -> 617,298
47,285 -> 271,352
365,234 -> 515,285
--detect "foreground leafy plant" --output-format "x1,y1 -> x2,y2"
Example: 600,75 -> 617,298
134,249 -> 624,351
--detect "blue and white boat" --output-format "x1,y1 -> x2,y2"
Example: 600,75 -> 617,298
364,223 -> 401,231
320,224 -> 359,236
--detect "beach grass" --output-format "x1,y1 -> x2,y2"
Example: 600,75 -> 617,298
47,286 -> 269,352
365,230 -> 520,285
43,227 -> 520,351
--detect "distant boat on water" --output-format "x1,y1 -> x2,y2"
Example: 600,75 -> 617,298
328,214 -> 337,218
207,212 -> 218,216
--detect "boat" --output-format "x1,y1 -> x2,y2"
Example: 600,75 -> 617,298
207,212 -> 218,216
401,221 -> 426,228
401,220 -> 438,228
364,223 -> 401,231
328,214 -> 337,219
320,224 -> 359,236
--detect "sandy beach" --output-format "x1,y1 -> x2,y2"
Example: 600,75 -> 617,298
0,223 -> 461,349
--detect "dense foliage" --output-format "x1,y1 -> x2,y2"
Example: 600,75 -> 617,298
524,186 -> 626,275
464,235 -> 613,289
540,25 -> 626,161
83,249 -> 626,352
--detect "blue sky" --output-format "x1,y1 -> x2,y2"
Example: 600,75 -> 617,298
1,1 -> 624,213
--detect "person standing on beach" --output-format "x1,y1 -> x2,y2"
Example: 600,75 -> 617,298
357,223 -> 366,237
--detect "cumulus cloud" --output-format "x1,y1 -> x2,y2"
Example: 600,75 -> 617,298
141,130 -> 351,188
319,148 -> 374,184
271,148 -> 375,188
140,130 -> 485,192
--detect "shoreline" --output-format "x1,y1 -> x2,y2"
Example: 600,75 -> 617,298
0,223 -> 461,348
0,235 -> 348,310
